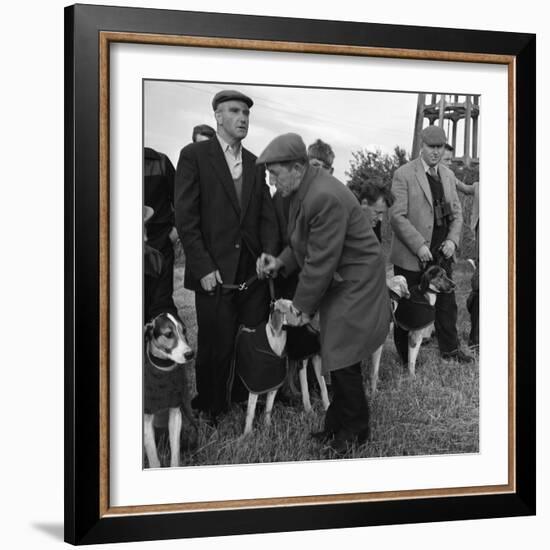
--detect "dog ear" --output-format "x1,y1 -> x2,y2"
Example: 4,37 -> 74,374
419,270 -> 431,293
144,321 -> 155,340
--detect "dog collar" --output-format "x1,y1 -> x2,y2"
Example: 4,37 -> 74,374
146,347 -> 178,372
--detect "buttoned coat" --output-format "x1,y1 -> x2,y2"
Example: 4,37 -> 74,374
278,166 -> 391,373
389,157 -> 463,272
175,138 -> 279,292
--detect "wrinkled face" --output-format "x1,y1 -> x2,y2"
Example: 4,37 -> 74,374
215,100 -> 249,142
441,149 -> 453,167
420,141 -> 445,167
361,197 -> 387,227
267,162 -> 304,197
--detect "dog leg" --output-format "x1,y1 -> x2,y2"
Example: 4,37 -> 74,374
264,389 -> 277,427
144,413 -> 161,469
370,344 -> 384,394
299,360 -> 312,412
408,332 -> 423,379
244,393 -> 259,435
312,355 -> 330,410
168,407 -> 183,468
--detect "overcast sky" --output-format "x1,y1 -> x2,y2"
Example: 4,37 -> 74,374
144,80 -> 424,182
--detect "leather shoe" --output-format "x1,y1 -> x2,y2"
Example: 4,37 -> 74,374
441,349 -> 474,363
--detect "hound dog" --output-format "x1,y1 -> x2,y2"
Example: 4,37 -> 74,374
234,299 -> 289,435
285,320 -> 330,414
143,312 -> 196,468
393,265 -> 456,378
369,275 -> 411,394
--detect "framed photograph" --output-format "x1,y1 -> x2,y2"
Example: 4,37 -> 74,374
65,3 -> 535,545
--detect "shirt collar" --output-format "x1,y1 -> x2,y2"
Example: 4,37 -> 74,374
216,133 -> 242,158
420,156 -> 438,175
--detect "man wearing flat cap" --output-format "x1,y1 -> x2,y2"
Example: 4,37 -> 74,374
175,89 -> 279,421
257,133 -> 391,456
389,125 -> 472,364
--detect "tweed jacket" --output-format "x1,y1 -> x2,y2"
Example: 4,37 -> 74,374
389,157 -> 463,272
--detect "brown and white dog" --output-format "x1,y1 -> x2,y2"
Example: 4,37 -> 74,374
143,312 -> 195,468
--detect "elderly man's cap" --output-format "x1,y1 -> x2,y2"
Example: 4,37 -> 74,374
212,90 -> 253,110
256,133 -> 308,165
421,125 -> 447,146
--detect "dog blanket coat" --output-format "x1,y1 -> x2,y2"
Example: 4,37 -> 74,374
394,286 -> 435,331
234,324 -> 287,394
144,351 -> 187,414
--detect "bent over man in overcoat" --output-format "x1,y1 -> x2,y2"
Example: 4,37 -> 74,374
257,133 -> 391,455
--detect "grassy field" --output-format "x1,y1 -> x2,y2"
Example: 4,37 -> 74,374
156,244 -> 479,467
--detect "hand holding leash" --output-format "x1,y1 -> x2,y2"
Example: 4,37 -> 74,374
417,244 -> 433,263
439,239 -> 456,259
200,270 -> 223,292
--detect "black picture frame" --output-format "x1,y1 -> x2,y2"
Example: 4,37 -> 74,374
65,3 -> 536,545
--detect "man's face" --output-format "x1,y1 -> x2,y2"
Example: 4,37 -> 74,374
309,157 -> 334,174
215,100 -> 250,142
441,149 -> 453,167
268,163 -> 303,197
361,197 -> 387,227
420,141 -> 445,167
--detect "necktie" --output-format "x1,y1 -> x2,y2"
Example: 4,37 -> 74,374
429,166 -> 438,179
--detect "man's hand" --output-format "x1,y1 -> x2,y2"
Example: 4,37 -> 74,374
417,244 -> 433,263
256,253 -> 282,279
440,239 -> 456,259
200,270 -> 223,292
168,227 -> 179,244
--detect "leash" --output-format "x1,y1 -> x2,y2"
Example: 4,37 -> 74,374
219,273 -> 259,293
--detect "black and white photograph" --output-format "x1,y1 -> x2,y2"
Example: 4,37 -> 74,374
142,80 -> 480,468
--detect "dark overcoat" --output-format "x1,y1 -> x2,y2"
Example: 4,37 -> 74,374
174,138 -> 279,291
278,166 -> 391,373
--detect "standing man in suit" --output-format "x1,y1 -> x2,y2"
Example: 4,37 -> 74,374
389,125 -> 472,364
175,90 -> 279,421
257,133 -> 391,455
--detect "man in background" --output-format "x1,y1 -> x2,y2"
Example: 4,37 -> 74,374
389,125 -> 472,364
192,124 -> 216,143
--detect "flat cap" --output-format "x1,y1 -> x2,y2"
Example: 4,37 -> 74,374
212,89 -> 253,110
420,125 -> 447,146
256,133 -> 308,165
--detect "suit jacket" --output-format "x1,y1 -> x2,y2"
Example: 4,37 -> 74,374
278,166 -> 391,372
389,157 -> 463,271
174,138 -> 279,291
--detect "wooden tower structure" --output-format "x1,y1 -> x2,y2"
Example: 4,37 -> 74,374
411,94 -> 480,166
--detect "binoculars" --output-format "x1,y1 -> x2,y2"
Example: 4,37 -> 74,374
434,200 -> 454,227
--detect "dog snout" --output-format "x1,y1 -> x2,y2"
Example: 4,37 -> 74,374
184,349 -> 195,361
